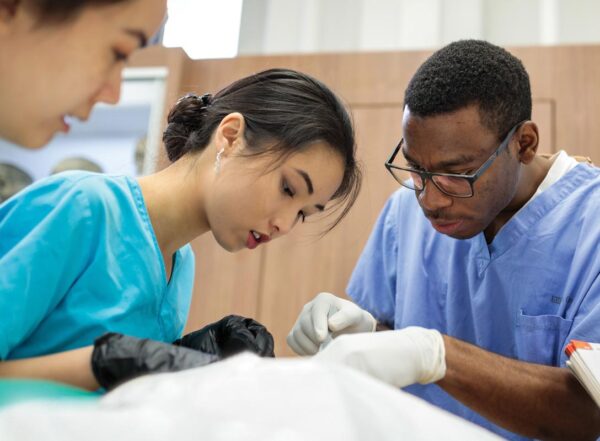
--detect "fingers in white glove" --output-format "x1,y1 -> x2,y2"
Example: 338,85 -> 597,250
287,292 -> 376,356
286,296 -> 330,356
287,325 -> 320,356
310,294 -> 333,342
328,304 -> 371,333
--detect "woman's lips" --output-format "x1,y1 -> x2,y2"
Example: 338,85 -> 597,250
59,115 -> 71,134
429,219 -> 464,235
246,231 -> 271,250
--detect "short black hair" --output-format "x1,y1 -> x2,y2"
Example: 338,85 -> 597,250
24,0 -> 129,23
404,39 -> 531,139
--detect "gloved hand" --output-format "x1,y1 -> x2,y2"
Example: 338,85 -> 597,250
314,327 -> 446,388
173,315 -> 275,358
91,332 -> 218,390
287,292 -> 377,355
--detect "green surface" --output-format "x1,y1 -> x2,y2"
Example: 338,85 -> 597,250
0,379 -> 100,407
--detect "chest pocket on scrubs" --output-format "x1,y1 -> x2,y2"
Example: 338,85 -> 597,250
514,310 -> 573,366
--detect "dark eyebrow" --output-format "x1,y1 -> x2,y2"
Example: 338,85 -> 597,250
402,146 -> 478,170
294,168 -> 313,194
125,29 -> 148,48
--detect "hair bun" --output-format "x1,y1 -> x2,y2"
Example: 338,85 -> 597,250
163,93 -> 212,162
199,93 -> 213,107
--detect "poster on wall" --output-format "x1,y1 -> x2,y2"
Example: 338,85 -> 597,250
0,67 -> 167,203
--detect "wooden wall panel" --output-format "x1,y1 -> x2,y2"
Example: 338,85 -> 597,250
511,46 -> 600,162
183,237 -> 265,333
532,99 -> 556,155
178,52 -> 428,106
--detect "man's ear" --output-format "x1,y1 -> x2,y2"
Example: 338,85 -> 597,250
0,1 -> 19,35
515,121 -> 539,165
215,112 -> 246,157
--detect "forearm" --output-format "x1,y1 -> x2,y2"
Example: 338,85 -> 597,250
0,346 -> 98,391
438,335 -> 600,441
376,322 -> 392,332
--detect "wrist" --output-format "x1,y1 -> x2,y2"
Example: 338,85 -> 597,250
414,328 -> 446,384
365,311 -> 377,332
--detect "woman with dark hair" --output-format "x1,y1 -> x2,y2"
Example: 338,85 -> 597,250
0,0 -> 166,148
0,68 -> 362,391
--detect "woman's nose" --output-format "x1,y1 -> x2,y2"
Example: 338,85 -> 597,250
95,65 -> 124,105
271,208 -> 300,238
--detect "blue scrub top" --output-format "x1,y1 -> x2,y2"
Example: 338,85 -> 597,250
348,164 -> 600,441
0,171 -> 195,360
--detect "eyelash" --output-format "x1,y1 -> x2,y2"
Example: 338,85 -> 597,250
113,49 -> 129,63
282,180 -> 306,223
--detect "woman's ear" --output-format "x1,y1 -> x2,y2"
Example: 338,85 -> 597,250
215,112 -> 246,157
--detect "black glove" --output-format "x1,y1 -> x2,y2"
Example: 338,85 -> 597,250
91,333 -> 218,390
173,315 -> 275,358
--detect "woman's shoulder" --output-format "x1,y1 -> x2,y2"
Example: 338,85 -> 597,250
20,171 -> 129,198
3,171 -> 140,224
47,170 -> 131,194
43,171 -> 139,209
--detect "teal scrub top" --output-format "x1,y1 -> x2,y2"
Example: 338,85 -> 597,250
348,164 -> 600,441
0,171 -> 195,360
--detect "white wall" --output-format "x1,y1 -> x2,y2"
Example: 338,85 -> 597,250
238,0 -> 600,55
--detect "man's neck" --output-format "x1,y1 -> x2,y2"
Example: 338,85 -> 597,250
484,155 -> 554,243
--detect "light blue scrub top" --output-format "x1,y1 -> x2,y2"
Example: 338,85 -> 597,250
348,164 -> 600,441
0,171 -> 195,360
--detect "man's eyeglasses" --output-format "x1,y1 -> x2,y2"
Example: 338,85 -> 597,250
384,121 -> 525,198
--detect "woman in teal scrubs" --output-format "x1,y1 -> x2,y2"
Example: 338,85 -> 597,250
0,0 -> 166,148
0,0 -> 166,401
0,69 -> 361,391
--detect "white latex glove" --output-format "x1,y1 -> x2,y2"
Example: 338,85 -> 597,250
286,292 -> 377,356
314,327 -> 446,388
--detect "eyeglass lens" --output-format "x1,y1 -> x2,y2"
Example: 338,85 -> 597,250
391,168 -> 472,197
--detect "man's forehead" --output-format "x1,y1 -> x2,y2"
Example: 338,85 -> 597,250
401,107 -> 495,161
402,104 -> 485,131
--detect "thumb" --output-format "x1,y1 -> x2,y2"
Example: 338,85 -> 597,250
328,306 -> 363,332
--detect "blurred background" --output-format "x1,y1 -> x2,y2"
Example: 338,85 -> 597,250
2,0 -> 600,355
171,0 -> 600,57
5,0 -> 600,195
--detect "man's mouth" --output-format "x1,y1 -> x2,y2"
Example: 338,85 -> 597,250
428,219 -> 464,235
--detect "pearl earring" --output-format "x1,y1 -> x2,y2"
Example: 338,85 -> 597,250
214,148 -> 225,173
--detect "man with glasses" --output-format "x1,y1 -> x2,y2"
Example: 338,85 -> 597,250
288,40 -> 600,440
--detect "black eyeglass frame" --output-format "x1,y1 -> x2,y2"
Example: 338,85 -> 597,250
384,121 -> 526,198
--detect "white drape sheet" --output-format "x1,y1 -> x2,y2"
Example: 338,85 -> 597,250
0,353 -> 502,441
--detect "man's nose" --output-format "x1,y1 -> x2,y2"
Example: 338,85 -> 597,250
418,179 -> 453,212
